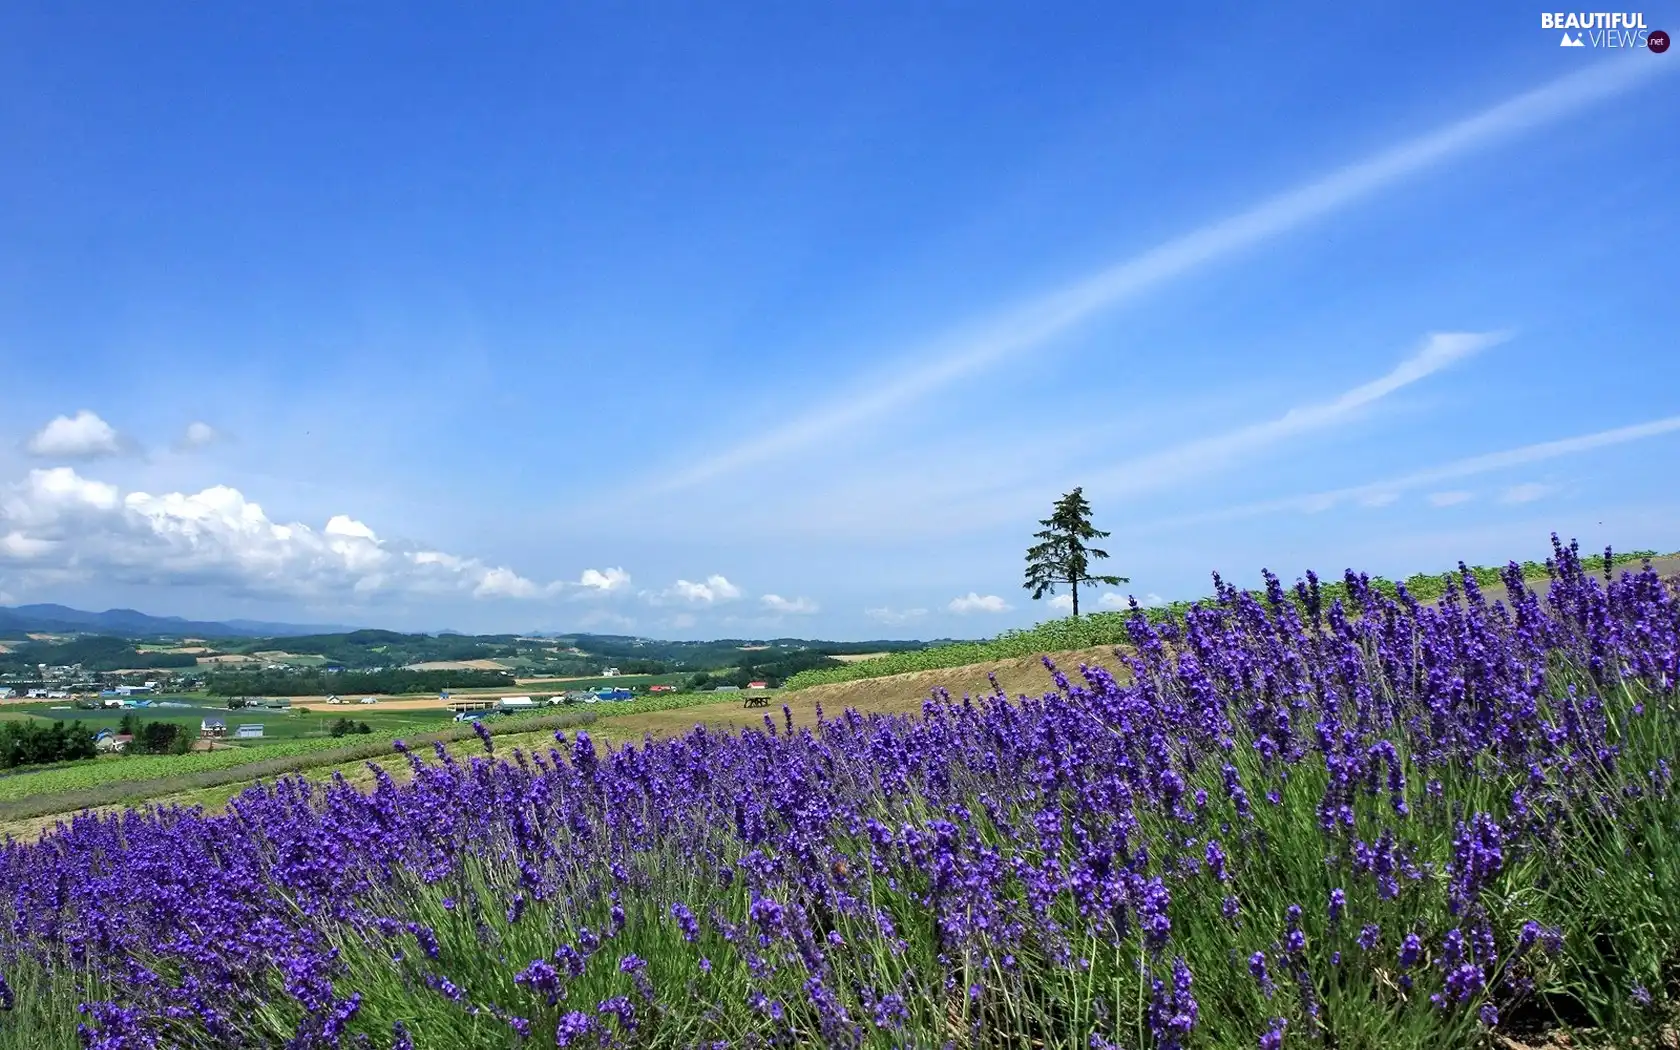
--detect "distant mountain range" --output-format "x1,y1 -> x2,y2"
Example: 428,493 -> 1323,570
0,603 -> 359,638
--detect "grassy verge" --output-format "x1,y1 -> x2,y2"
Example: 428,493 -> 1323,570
0,711 -> 600,828
785,548 -> 1674,691
0,692 -> 742,830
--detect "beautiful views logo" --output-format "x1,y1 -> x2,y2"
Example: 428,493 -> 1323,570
1541,11 -> 1669,49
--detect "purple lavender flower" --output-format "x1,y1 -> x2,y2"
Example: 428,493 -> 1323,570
555,1011 -> 595,1048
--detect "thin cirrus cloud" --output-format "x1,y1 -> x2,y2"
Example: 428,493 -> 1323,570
0,466 -> 600,604
726,331 -> 1506,546
949,592 -> 1010,614
1501,482 -> 1552,504
1427,490 -> 1473,507
25,410 -> 126,460
1080,330 -> 1506,498
638,60 -> 1661,496
1125,414 -> 1680,532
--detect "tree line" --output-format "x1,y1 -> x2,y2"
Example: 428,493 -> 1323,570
0,720 -> 97,769
685,651 -> 844,691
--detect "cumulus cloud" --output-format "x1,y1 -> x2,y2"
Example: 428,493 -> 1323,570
761,593 -> 818,615
0,466 -> 569,602
864,606 -> 927,625
176,421 -> 221,451
949,592 -> 1010,614
577,567 -> 632,592
1427,490 -> 1473,507
26,411 -> 125,460
1047,591 -> 1156,611
658,575 -> 742,605
1501,482 -> 1552,504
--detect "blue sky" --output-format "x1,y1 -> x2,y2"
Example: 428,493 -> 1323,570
1,3 -> 1676,638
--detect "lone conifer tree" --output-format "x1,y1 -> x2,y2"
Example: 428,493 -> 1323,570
1023,487 -> 1127,618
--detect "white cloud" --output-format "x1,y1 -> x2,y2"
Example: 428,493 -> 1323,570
949,592 -> 1010,614
727,330 -> 1508,548
651,574 -> 742,605
639,61 -> 1655,494
26,411 -> 125,460
0,466 -> 562,602
1127,414 -> 1680,532
577,567 -> 632,592
864,606 -> 927,625
761,593 -> 818,615
2,531 -> 56,559
1082,331 -> 1506,498
1048,594 -> 1074,610
1427,491 -> 1473,507
474,566 -> 542,599
1501,482 -> 1552,504
1360,492 -> 1400,508
178,421 -> 220,450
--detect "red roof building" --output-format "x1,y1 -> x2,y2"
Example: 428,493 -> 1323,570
747,681 -> 769,690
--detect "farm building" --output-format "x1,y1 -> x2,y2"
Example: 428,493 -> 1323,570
647,684 -> 677,693
496,696 -> 537,712
713,685 -> 740,692
747,681 -> 769,690
593,687 -> 633,701
601,667 -> 621,677
200,718 -> 227,738
235,724 -> 264,740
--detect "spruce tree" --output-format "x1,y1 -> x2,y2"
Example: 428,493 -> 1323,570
1023,487 -> 1127,618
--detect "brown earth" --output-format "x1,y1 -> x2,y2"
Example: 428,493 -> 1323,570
828,652 -> 890,664
406,659 -> 513,671
588,645 -> 1131,745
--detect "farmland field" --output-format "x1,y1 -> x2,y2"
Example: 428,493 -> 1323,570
2,541 -> 1679,1047
21,699 -> 454,741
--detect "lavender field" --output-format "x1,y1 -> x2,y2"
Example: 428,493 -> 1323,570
4,537 -> 1678,1049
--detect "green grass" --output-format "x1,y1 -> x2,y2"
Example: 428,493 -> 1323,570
28,701 -> 453,740
0,692 -> 747,832
0,711 -> 602,829
785,549 -> 1677,691
510,672 -> 688,691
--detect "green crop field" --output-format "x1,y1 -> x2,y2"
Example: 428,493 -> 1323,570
0,737 -> 362,805
24,700 -> 454,741
0,690 -> 748,835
